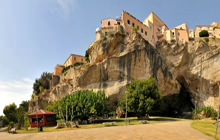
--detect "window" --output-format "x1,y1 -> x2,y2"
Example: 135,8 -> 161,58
145,31 -> 147,36
137,26 -> 139,31
178,32 -> 180,36
141,29 -> 143,33
132,23 -> 135,27
117,22 -> 120,25
108,21 -> 110,26
150,26 -> 152,30
81,58 -> 83,62
105,32 -> 108,36
74,57 -> 76,60
152,35 -> 154,39
172,32 -> 175,35
127,20 -> 130,25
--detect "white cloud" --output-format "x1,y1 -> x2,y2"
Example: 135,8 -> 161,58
0,78 -> 34,116
56,0 -> 77,15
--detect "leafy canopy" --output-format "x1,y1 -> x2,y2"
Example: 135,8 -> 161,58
120,77 -> 161,116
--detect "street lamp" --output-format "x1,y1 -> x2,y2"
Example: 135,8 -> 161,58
125,91 -> 128,126
215,82 -> 220,139
35,96 -> 39,130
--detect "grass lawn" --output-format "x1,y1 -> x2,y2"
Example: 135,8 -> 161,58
16,116 -> 188,134
191,119 -> 220,140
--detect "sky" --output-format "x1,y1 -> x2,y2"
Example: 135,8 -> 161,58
0,0 -> 220,115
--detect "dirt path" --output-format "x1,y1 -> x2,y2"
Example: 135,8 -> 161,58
0,121 -> 214,140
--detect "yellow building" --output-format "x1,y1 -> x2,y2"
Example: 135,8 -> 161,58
195,25 -> 214,38
166,23 -> 189,43
53,54 -> 86,75
63,54 -> 86,67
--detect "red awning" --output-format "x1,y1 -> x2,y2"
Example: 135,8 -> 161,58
28,110 -> 56,117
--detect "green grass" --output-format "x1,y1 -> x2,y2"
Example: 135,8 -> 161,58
191,119 -> 220,140
16,116 -> 188,134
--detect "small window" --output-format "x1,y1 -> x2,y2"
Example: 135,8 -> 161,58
81,58 -> 83,62
152,35 -> 154,39
132,23 -> 135,27
150,26 -> 152,30
145,31 -> 147,36
172,32 -> 175,35
178,32 -> 180,36
127,20 -> 130,25
141,29 -> 143,33
105,32 -> 108,36
137,26 -> 139,31
108,21 -> 110,26
117,22 -> 120,25
74,57 -> 76,60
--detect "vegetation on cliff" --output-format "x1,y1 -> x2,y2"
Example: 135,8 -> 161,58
33,72 -> 52,96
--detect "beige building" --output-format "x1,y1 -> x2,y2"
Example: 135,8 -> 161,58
189,29 -> 194,38
96,10 -> 189,46
53,64 -> 64,75
53,54 -> 86,75
195,25 -> 214,38
166,23 -> 189,43
143,12 -> 169,43
63,54 -> 86,67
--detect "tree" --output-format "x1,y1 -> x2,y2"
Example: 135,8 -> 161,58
57,90 -> 106,121
120,77 -> 161,117
3,103 -> 17,123
33,72 -> 52,95
85,50 -> 89,62
19,101 -> 29,112
199,30 -> 209,37
0,115 -> 9,127
16,107 -> 25,129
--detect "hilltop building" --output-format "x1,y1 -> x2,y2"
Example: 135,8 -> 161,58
95,10 -> 190,46
53,54 -> 86,75
194,22 -> 220,38
166,23 -> 189,43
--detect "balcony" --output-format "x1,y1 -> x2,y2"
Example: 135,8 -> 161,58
157,32 -> 163,37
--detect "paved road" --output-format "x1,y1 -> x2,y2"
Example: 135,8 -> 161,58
0,121 -> 214,140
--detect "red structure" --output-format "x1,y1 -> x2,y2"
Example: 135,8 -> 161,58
28,110 -> 57,127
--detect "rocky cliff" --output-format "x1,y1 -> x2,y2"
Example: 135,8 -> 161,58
29,31 -> 220,114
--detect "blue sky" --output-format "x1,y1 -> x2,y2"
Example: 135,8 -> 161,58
0,0 -> 220,115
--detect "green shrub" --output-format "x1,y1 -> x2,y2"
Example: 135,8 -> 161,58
192,106 -> 217,120
205,38 -> 209,43
199,30 -> 209,37
102,36 -> 107,41
132,25 -> 138,32
121,32 -> 126,36
85,50 -> 89,62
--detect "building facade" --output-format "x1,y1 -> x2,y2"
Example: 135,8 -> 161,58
63,54 -> 86,67
166,23 -> 189,43
53,64 -> 64,75
96,10 -> 189,46
195,25 -> 214,38
53,54 -> 86,75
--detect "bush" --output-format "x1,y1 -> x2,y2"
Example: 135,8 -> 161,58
132,25 -> 138,32
199,30 -> 209,37
171,39 -> 176,43
205,38 -> 209,43
85,50 -> 89,62
192,106 -> 217,120
102,36 -> 107,41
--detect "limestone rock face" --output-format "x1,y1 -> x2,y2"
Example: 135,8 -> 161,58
29,32 -> 220,112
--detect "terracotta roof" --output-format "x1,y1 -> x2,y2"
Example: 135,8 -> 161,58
28,110 -> 56,117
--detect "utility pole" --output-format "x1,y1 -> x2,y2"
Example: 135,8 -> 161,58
35,96 -> 39,130
125,91 -> 128,126
215,82 -> 220,139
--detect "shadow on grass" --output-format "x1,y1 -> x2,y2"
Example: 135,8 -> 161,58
148,117 -> 179,122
